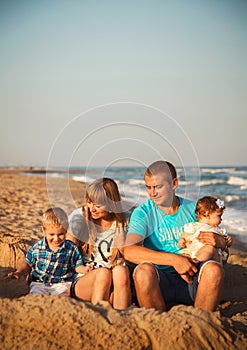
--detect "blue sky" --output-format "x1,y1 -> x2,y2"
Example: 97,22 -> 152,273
1,0 -> 246,168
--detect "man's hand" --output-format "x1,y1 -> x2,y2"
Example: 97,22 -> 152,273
197,231 -> 218,247
173,255 -> 198,284
198,231 -> 233,250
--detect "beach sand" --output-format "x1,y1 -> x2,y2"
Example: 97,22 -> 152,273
0,170 -> 246,349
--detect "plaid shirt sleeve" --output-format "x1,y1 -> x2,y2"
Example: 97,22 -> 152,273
26,243 -> 37,266
71,245 -> 84,268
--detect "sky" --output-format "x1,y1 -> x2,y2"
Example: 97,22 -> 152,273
0,0 -> 246,168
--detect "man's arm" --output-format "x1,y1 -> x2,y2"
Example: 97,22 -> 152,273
124,233 -> 198,283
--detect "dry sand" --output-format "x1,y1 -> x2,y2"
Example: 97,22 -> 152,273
0,170 -> 247,349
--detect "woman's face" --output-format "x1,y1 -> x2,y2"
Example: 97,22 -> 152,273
86,199 -> 110,220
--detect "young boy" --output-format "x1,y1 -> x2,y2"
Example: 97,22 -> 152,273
8,207 -> 92,296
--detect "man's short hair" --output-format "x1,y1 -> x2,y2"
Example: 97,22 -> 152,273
144,161 -> 177,180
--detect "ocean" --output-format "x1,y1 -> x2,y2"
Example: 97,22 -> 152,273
25,165 -> 246,247
70,166 -> 247,247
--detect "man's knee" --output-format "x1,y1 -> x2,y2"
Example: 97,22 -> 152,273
133,263 -> 159,287
200,261 -> 223,282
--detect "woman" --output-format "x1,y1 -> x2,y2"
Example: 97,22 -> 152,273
67,177 -> 131,310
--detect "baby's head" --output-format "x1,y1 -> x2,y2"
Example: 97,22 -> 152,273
42,207 -> 68,250
196,196 -> 225,226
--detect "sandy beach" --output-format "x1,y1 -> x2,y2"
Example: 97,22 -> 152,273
0,170 -> 246,349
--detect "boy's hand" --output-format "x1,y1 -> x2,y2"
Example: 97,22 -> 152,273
7,271 -> 21,280
76,264 -> 94,274
84,265 -> 94,273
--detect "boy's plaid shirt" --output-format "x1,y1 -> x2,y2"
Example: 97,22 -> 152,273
26,237 -> 83,284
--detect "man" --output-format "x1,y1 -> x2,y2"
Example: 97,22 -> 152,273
124,161 -> 230,311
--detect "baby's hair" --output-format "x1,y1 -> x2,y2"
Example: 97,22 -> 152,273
42,207 -> 68,230
196,196 -> 225,220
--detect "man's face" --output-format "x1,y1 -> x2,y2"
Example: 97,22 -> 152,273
144,173 -> 177,207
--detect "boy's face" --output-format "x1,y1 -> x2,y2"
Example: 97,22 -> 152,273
42,224 -> 67,251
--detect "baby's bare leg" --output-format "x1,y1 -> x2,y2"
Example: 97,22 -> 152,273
195,246 -> 220,262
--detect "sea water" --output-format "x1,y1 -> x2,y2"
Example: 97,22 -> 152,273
71,166 -> 247,247
24,165 -> 247,247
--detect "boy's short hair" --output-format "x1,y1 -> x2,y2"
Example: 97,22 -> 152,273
42,207 -> 68,230
196,196 -> 225,220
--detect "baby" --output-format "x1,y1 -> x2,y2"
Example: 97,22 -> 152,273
178,196 -> 230,264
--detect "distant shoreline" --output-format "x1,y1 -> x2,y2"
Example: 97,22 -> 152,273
0,166 -> 86,175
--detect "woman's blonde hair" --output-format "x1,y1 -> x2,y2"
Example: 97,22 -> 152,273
82,178 -> 127,266
42,207 -> 68,230
196,196 -> 225,221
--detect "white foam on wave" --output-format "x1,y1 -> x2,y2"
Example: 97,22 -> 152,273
119,182 -> 148,205
224,208 -> 247,240
227,169 -> 247,176
128,179 -> 145,186
227,176 -> 247,190
72,175 -> 95,184
225,195 -> 241,202
196,179 -> 225,187
179,180 -> 194,186
201,168 -> 235,174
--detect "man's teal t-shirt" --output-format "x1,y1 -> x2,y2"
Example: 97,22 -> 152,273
127,196 -> 196,271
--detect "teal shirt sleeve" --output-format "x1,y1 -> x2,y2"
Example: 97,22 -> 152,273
127,205 -> 149,238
